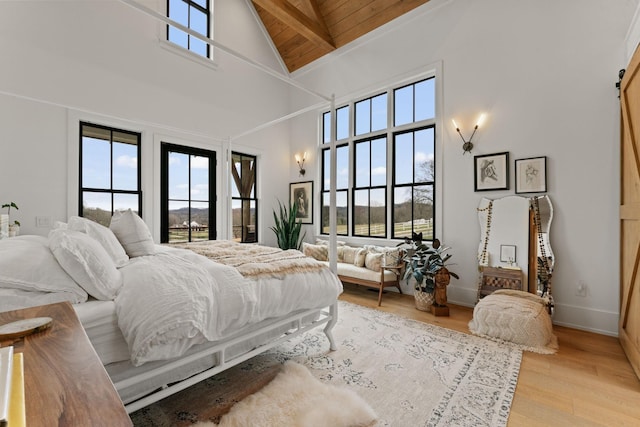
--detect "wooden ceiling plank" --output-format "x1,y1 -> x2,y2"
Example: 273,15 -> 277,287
252,0 -> 336,51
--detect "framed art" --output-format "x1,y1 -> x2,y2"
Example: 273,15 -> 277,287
500,244 -> 517,264
474,152 -> 509,191
290,181 -> 313,224
515,156 -> 547,194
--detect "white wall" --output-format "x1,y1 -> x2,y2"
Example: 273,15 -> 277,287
289,0 -> 638,335
0,0 -> 298,246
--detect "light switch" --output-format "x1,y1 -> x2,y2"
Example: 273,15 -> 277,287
36,216 -> 52,228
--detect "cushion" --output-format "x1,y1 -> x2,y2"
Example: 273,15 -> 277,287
109,209 -> 155,257
0,235 -> 87,303
342,247 -> 358,264
353,248 -> 367,267
68,216 -> 129,267
315,239 -> 346,246
321,262 -> 399,282
364,245 -> 402,266
364,252 -> 383,272
49,229 -> 123,300
468,289 -> 558,354
302,242 -> 328,261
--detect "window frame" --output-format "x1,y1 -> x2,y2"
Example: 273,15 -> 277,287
320,143 -> 350,236
166,0 -> 211,59
160,142 -> 216,243
319,73 -> 439,242
352,136 -> 388,238
230,151 -> 258,244
78,122 -> 142,223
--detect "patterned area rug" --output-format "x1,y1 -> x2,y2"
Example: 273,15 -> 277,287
131,301 -> 522,426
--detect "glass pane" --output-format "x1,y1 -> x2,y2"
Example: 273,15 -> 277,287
168,200 -> 189,243
190,155 -> 209,202
169,0 -> 188,25
168,26 -> 188,49
113,141 -> 138,191
231,199 -> 242,242
415,78 -> 435,122
322,148 -> 331,191
353,189 -> 369,236
394,132 -> 413,185
394,85 -> 413,126
113,193 -> 139,215
414,128 -> 434,183
82,136 -> 110,189
336,106 -> 349,140
355,99 -> 371,136
414,185 -> 434,240
243,200 -> 257,243
169,152 -> 189,200
190,201 -> 209,242
322,112 -> 331,144
322,191 -> 348,235
371,137 -> 386,187
370,188 -> 386,237
190,36 -> 207,57
82,192 -> 112,227
393,187 -> 412,239
371,93 -> 387,131
190,7 -> 207,34
192,0 -> 207,8
354,141 -> 370,187
336,145 -> 349,189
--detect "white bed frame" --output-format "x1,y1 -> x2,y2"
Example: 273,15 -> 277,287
116,302 -> 338,413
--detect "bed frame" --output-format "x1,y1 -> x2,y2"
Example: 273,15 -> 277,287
115,302 -> 338,413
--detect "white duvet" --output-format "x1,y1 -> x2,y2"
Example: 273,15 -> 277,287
116,248 -> 341,366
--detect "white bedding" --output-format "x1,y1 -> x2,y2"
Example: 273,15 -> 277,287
73,300 -> 130,365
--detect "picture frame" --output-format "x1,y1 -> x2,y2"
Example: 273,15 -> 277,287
515,156 -> 547,194
289,181 -> 313,224
474,152 -> 509,191
500,244 -> 517,264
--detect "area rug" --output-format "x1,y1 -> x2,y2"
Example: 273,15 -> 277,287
195,361 -> 376,427
130,301 -> 522,427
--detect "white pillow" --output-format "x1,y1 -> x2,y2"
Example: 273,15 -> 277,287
68,216 -> 129,267
0,235 -> 87,303
109,209 -> 155,257
49,229 -> 122,300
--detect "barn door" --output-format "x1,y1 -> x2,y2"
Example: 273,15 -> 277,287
620,45 -> 640,380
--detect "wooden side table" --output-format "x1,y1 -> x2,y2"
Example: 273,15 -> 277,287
0,302 -> 132,427
478,266 -> 524,300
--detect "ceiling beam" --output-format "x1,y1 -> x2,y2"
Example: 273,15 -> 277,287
253,0 -> 335,51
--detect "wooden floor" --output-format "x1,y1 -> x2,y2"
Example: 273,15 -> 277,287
340,283 -> 640,426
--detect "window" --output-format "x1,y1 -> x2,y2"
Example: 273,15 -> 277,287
160,143 -> 216,243
167,0 -> 210,58
79,122 -> 141,226
320,76 -> 437,240
231,152 -> 258,243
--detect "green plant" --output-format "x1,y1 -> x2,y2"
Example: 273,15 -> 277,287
270,199 -> 305,250
400,234 -> 458,294
2,202 -> 20,226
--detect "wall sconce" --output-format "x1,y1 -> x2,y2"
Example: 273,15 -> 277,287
452,113 -> 486,154
295,152 -> 307,176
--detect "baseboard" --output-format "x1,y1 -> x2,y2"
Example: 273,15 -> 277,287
551,303 -> 619,337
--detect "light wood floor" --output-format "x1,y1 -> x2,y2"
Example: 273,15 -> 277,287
339,283 -> 640,426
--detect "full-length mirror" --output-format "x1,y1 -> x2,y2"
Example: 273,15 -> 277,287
477,195 -> 554,308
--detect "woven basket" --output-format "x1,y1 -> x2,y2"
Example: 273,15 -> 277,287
414,291 -> 434,311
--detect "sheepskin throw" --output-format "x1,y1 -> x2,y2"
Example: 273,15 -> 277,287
196,361 -> 376,427
469,289 -> 558,354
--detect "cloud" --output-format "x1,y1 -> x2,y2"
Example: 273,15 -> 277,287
371,166 -> 386,175
116,155 -> 137,168
415,152 -> 434,163
191,157 -> 209,169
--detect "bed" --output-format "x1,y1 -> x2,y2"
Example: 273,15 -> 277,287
0,211 -> 342,413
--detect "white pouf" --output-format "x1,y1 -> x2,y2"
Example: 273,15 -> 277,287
469,289 -> 558,354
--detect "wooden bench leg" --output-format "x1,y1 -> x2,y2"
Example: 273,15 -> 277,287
377,286 -> 384,306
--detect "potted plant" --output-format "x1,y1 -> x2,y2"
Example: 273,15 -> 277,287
400,233 -> 459,313
270,200 -> 306,250
2,202 -> 20,237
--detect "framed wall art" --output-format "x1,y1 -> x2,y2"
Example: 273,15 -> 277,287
515,156 -> 547,194
474,152 -> 509,191
289,181 -> 313,224
500,244 -> 517,264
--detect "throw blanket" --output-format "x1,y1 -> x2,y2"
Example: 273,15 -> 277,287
168,240 -> 326,278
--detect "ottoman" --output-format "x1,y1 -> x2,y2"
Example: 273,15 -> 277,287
469,289 -> 558,354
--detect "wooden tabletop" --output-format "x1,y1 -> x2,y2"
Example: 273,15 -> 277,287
0,302 -> 132,427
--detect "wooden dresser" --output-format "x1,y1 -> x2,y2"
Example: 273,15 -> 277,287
0,302 -> 132,427
478,266 -> 524,300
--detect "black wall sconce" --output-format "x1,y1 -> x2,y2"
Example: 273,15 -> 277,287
295,152 -> 307,176
452,113 -> 486,154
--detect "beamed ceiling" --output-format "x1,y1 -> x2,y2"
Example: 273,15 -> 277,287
251,0 -> 431,73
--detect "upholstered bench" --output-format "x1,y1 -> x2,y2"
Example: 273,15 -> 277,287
302,241 -> 404,306
468,289 -> 558,354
